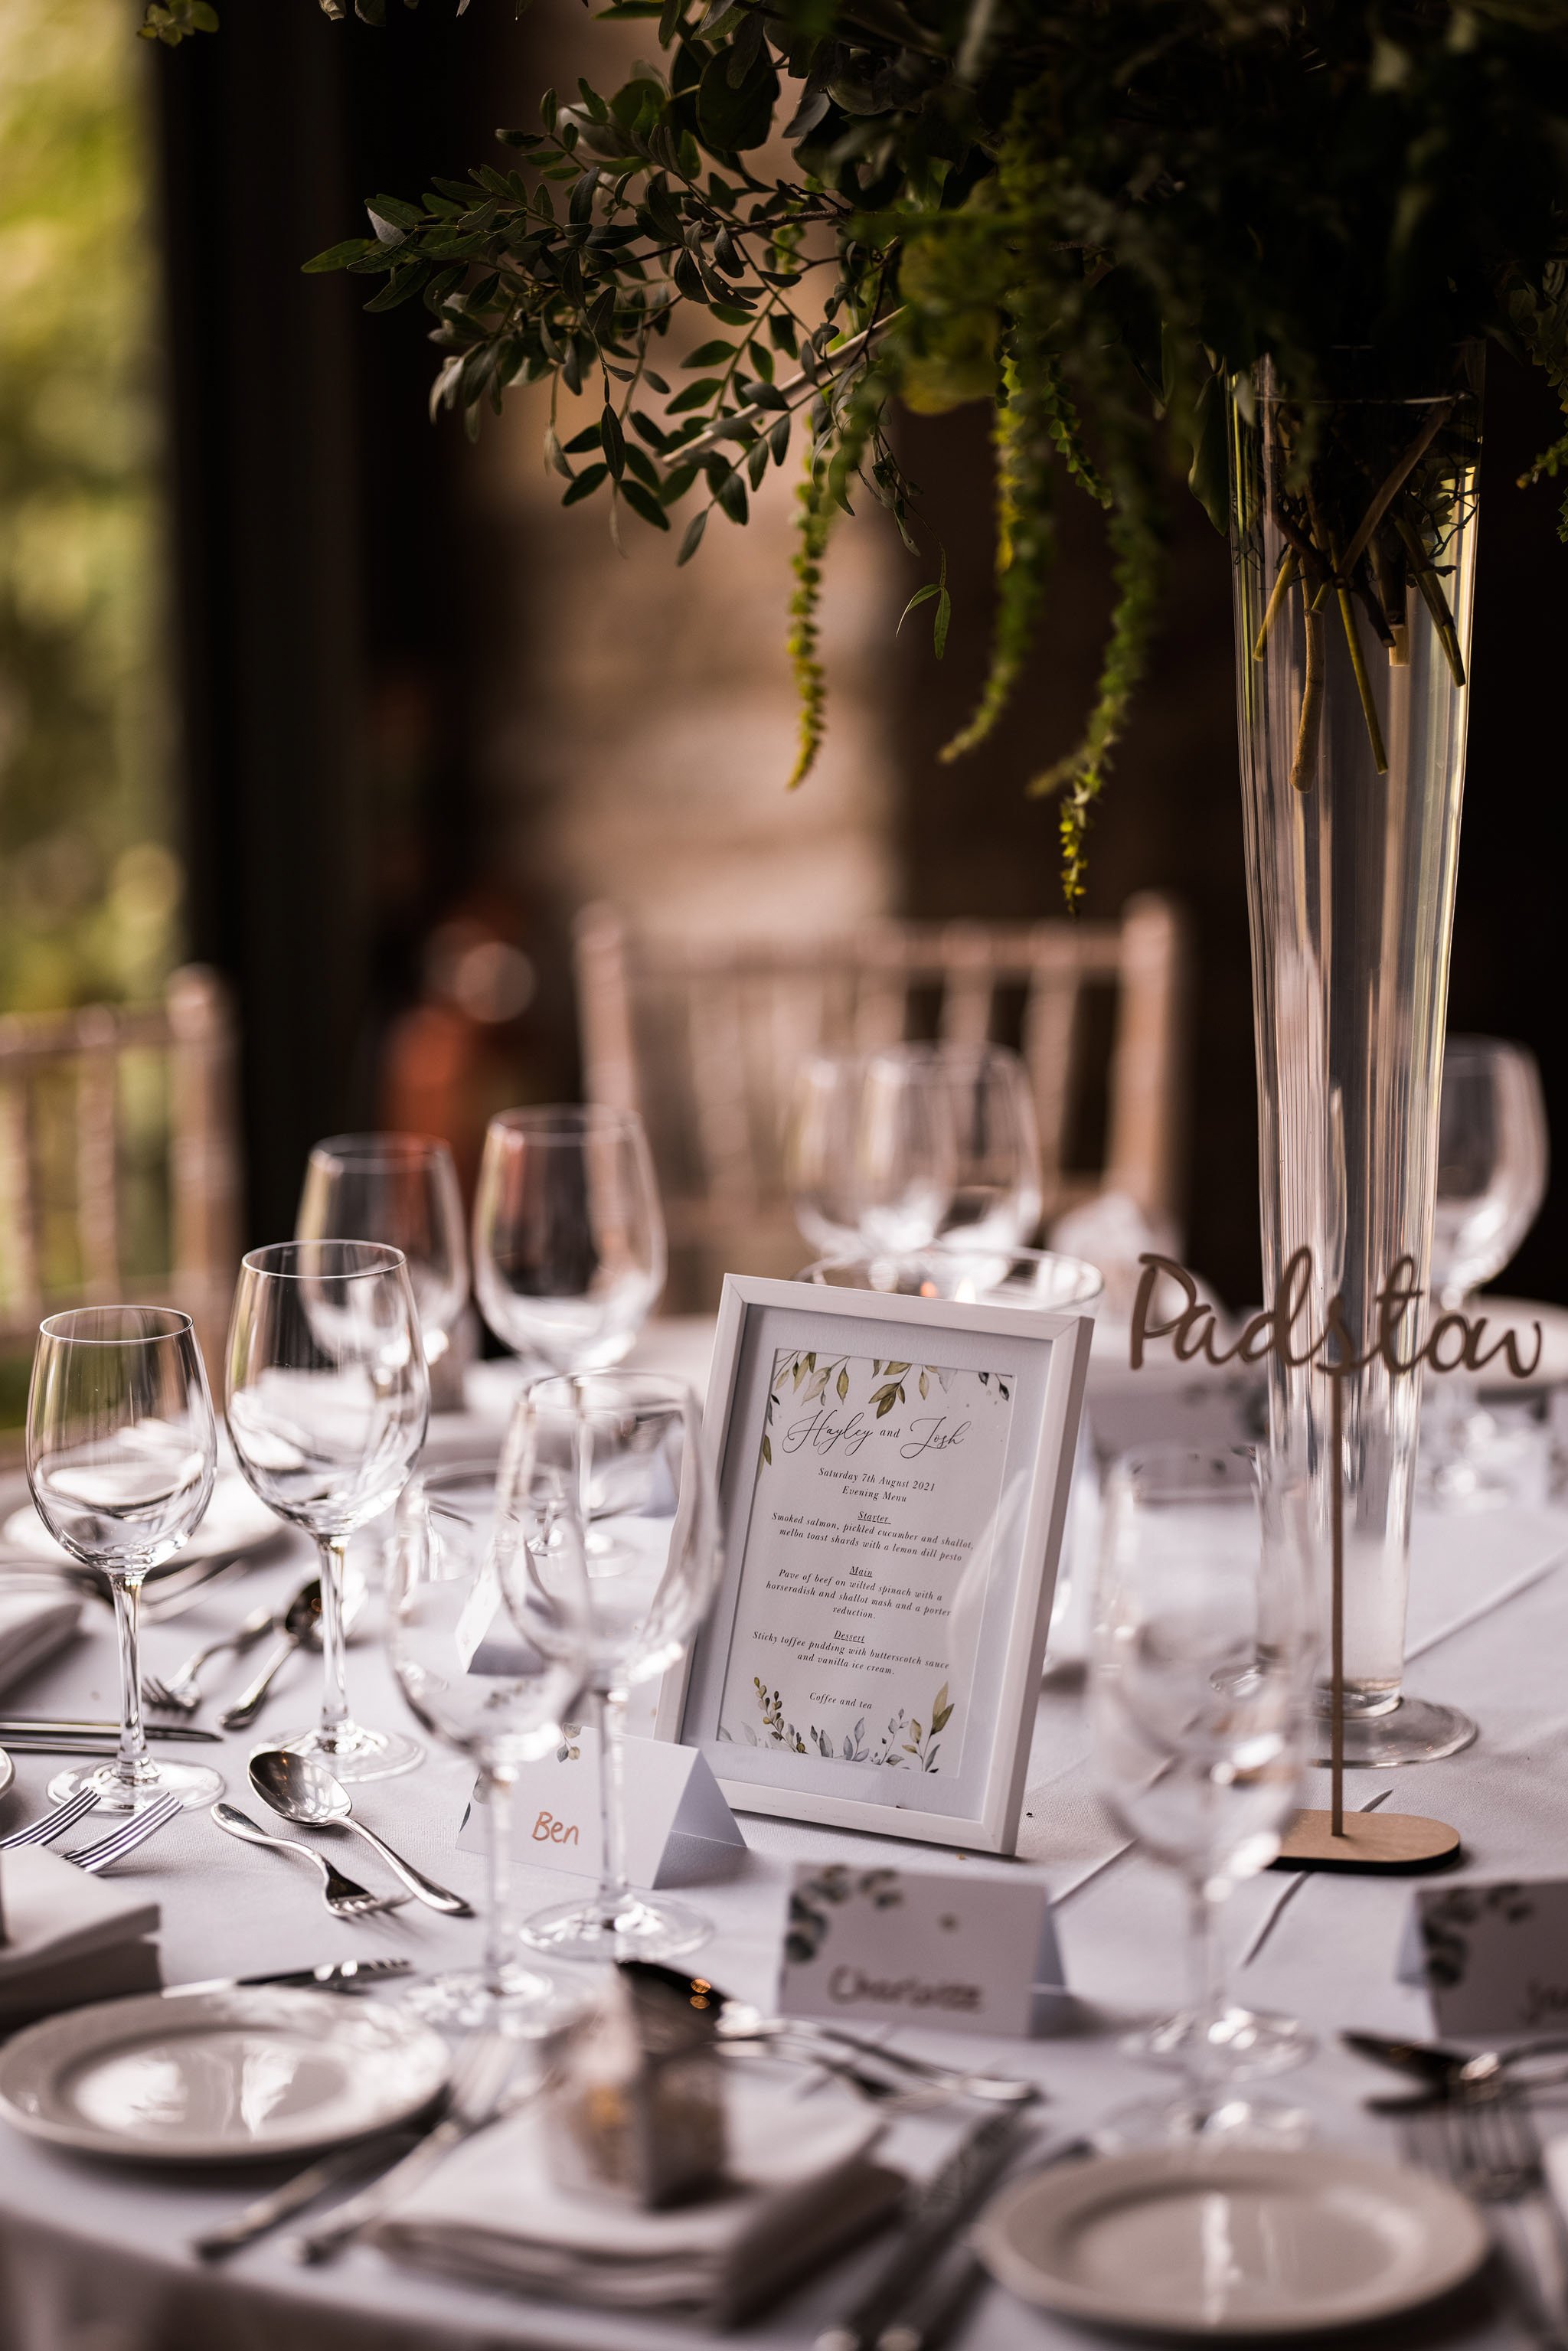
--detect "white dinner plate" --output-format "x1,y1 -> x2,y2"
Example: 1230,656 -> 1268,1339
2,1471 -> 279,1571
0,1986 -> 450,2163
973,2146 -> 1488,2337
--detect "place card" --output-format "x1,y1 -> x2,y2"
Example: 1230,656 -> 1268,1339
776,1861 -> 1063,2040
459,1727 -> 746,1889
1396,1877 -> 1568,2033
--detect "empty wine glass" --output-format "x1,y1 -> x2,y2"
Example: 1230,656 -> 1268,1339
910,1043 -> 1044,1249
1091,1446 -> 1313,2147
1424,1037 -> 1550,1504
499,1372 -> 721,1961
472,1106 -> 665,1377
297,1134 -> 469,1371
855,1047 -> 959,1252
388,1462 -> 592,2030
784,1051 -> 864,1259
226,1240 -> 429,1781
28,1307 -> 223,1814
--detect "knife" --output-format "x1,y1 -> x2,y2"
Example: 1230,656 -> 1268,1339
875,2137 -> 1093,2351
815,2102 -> 1040,2351
1344,2029 -> 1568,2103
0,1718 -> 223,1745
167,1958 -> 414,1997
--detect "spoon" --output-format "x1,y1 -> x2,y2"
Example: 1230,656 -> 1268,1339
248,1748 -> 474,1916
219,1576 -> 364,1733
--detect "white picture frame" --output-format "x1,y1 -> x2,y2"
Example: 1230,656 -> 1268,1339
655,1274 -> 1093,1855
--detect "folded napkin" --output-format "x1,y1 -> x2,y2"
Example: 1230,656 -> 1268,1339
373,2066 -> 904,2322
0,1587 -> 81,1695
0,1845 -> 160,2025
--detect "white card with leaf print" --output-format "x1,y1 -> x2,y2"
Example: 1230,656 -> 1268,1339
777,1861 -> 1063,2040
1396,1878 -> 1568,2034
715,1346 -> 1017,1777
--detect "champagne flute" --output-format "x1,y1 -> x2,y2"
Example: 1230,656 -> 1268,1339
28,1307 -> 222,1813
226,1240 -> 429,1781
472,1106 -> 665,1377
1424,1037 -> 1550,1504
297,1133 -> 469,1372
500,1372 -> 720,1960
389,1462 -> 592,2029
1091,1445 -> 1313,2147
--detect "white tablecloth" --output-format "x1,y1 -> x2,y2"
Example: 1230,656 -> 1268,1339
0,1323 -> 1555,2349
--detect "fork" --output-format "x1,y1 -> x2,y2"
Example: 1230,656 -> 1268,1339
717,2007 -> 1037,2104
295,2028 -> 527,2264
0,1786 -> 101,1850
64,1791 -> 184,1874
142,1603 -> 274,1713
210,1801 -> 409,1922
1402,2095 -> 1568,2347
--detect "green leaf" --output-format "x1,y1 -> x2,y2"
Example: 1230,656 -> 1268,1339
710,301 -> 756,324
837,1367 -> 849,1399
619,478 -> 671,530
696,44 -> 778,153
302,239 -> 374,273
683,340 -> 736,367
544,425 -> 573,479
714,467 -> 748,524
933,586 -> 952,659
677,506 -> 708,564
363,269 -> 426,312
897,582 -> 941,632
561,463 -> 610,504
602,403 -> 626,478
667,377 -> 722,413
563,425 -> 603,454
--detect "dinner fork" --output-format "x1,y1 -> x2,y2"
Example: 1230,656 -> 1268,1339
142,1603 -> 274,1714
210,1801 -> 409,1922
64,1791 -> 184,1874
0,1786 -> 101,1850
1402,2095 -> 1568,2347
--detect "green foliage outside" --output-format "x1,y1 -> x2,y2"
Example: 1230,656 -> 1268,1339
0,0 -> 178,1015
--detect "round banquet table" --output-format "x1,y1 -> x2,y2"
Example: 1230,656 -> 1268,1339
0,1317 -> 1551,2349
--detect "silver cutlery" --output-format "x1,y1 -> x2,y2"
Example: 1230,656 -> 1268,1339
815,2104 -> 1040,2351
1346,2029 -> 1568,2105
294,2028 -> 526,2264
249,1749 -> 474,1918
171,1957 -> 413,1997
0,1550 -> 245,1619
1401,2095 -> 1568,2349
0,1716 -> 221,1745
219,1576 -> 364,1732
717,2004 -> 1037,2105
210,1801 -> 410,1922
876,2137 -> 1092,2351
64,1791 -> 183,1873
192,2130 -> 422,2261
0,1787 -> 101,1849
143,1603 -> 275,1713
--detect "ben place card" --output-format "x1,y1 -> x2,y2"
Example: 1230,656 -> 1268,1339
459,1726 -> 746,1889
1397,1878 -> 1568,2033
777,1861 -> 1063,2040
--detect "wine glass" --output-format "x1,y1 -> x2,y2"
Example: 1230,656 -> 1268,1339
784,1051 -> 866,1258
499,1372 -> 721,1961
1424,1037 -> 1549,1504
1090,1445 -> 1313,2147
388,1462 -> 592,2030
912,1043 -> 1044,1249
297,1134 -> 469,1371
225,1240 -> 429,1781
27,1307 -> 223,1813
854,1047 -> 959,1252
472,1106 -> 665,1377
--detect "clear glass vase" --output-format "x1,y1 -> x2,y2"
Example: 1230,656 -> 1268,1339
1228,349 -> 1482,1767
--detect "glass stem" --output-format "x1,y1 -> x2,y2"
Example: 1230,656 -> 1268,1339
483,1765 -> 514,1998
316,1534 -> 351,1742
111,1575 -> 156,1793
1184,1878 -> 1225,2121
593,1688 -> 629,1931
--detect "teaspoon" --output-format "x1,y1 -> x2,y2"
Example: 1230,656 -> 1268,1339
248,1747 -> 473,1916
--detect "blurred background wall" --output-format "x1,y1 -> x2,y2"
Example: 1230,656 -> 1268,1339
2,0 -> 1565,1337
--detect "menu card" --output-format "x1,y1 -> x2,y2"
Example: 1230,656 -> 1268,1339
716,1345 -> 1016,1778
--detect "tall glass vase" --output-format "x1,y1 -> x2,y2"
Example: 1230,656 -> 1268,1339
1228,348 -> 1482,1768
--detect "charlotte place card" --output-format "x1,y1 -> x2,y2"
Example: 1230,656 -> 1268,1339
776,1861 -> 1063,2039
1396,1878 -> 1568,2034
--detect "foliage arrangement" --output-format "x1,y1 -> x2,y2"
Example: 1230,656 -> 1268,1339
148,2 -> 1568,899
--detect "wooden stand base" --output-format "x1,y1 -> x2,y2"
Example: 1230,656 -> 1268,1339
1272,1809 -> 1462,1874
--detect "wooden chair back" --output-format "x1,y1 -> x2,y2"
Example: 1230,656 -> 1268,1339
0,965 -> 241,1370
574,899 -> 1189,1309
